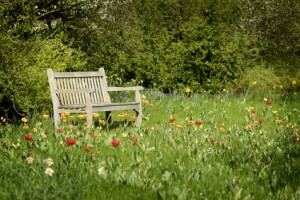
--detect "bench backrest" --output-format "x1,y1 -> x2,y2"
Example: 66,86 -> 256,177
47,68 -> 111,106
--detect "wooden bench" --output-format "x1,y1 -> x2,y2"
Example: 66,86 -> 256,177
47,68 -> 143,128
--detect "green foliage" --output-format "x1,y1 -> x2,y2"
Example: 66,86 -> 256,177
1,89 -> 300,199
0,33 -> 87,114
237,66 -> 281,92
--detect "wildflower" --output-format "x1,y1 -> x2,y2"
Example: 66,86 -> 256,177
170,115 -> 176,122
185,87 -> 191,93
98,167 -> 106,175
279,85 -> 283,89
45,168 -> 54,176
131,116 -> 137,121
23,124 -> 29,129
85,147 -> 91,152
91,133 -> 96,139
45,158 -> 54,166
57,127 -> 63,132
26,157 -> 34,164
286,122 -> 292,128
292,80 -> 297,85
210,137 -> 216,143
65,112 -> 71,116
93,113 -> 99,118
265,99 -> 272,105
284,92 -> 289,97
142,95 -> 146,99
99,119 -> 106,125
258,119 -> 264,124
245,124 -> 252,129
150,103 -> 154,107
66,139 -> 76,146
251,81 -> 257,86
273,111 -> 279,115
220,127 -> 225,132
68,115 -> 74,120
250,113 -> 256,119
33,128 -> 38,133
112,139 -> 120,147
275,120 -> 282,125
42,114 -> 49,119
24,135 -> 32,141
188,120 -> 195,126
132,137 -> 138,144
29,152 -> 35,158
175,125 -> 183,129
196,120 -> 202,126
293,137 -> 299,142
21,117 -> 28,123
122,133 -> 128,137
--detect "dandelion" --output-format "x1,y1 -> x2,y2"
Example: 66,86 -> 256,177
45,168 -> 54,176
45,158 -> 54,166
98,167 -> 106,175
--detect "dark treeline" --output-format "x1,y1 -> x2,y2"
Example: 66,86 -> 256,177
1,0 -> 300,117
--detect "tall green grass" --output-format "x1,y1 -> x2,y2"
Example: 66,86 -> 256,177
0,89 -> 300,199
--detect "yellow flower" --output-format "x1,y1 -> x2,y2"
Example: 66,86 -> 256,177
175,125 -> 183,129
21,117 -> 28,123
23,124 -> 29,130
93,113 -> 99,118
279,85 -> 283,89
245,124 -> 252,129
65,112 -> 71,116
99,119 -> 106,125
251,81 -> 257,86
292,80 -> 297,85
249,107 -> 255,111
185,87 -> 191,93
272,111 -> 279,116
33,128 -> 38,133
275,120 -> 282,125
188,120 -> 195,126
42,114 -> 49,119
122,133 -> 128,137
220,127 -> 225,132
131,116 -> 137,121
142,95 -> 146,99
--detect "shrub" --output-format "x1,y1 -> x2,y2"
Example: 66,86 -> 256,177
0,34 -> 87,118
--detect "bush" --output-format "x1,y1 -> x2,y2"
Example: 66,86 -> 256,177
0,34 -> 87,118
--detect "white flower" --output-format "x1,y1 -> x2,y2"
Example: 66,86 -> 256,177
45,158 -> 54,166
45,168 -> 54,176
26,157 -> 34,164
98,167 -> 106,175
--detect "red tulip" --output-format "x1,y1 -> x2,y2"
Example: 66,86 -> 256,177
85,147 -> 91,152
45,130 -> 50,135
196,120 -> 202,125
24,135 -> 32,141
111,139 -> 120,147
66,139 -> 76,146
258,119 -> 264,124
57,127 -> 63,132
132,137 -> 138,144
266,99 -> 272,105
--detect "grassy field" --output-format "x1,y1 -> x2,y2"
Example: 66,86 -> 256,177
1,89 -> 300,199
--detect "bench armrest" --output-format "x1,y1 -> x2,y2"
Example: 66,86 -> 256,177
54,89 -> 95,94
107,86 -> 144,92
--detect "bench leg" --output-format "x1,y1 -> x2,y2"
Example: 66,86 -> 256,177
106,111 -> 112,124
53,111 -> 60,129
135,109 -> 142,126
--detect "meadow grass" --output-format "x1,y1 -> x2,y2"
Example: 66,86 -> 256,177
0,89 -> 300,199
